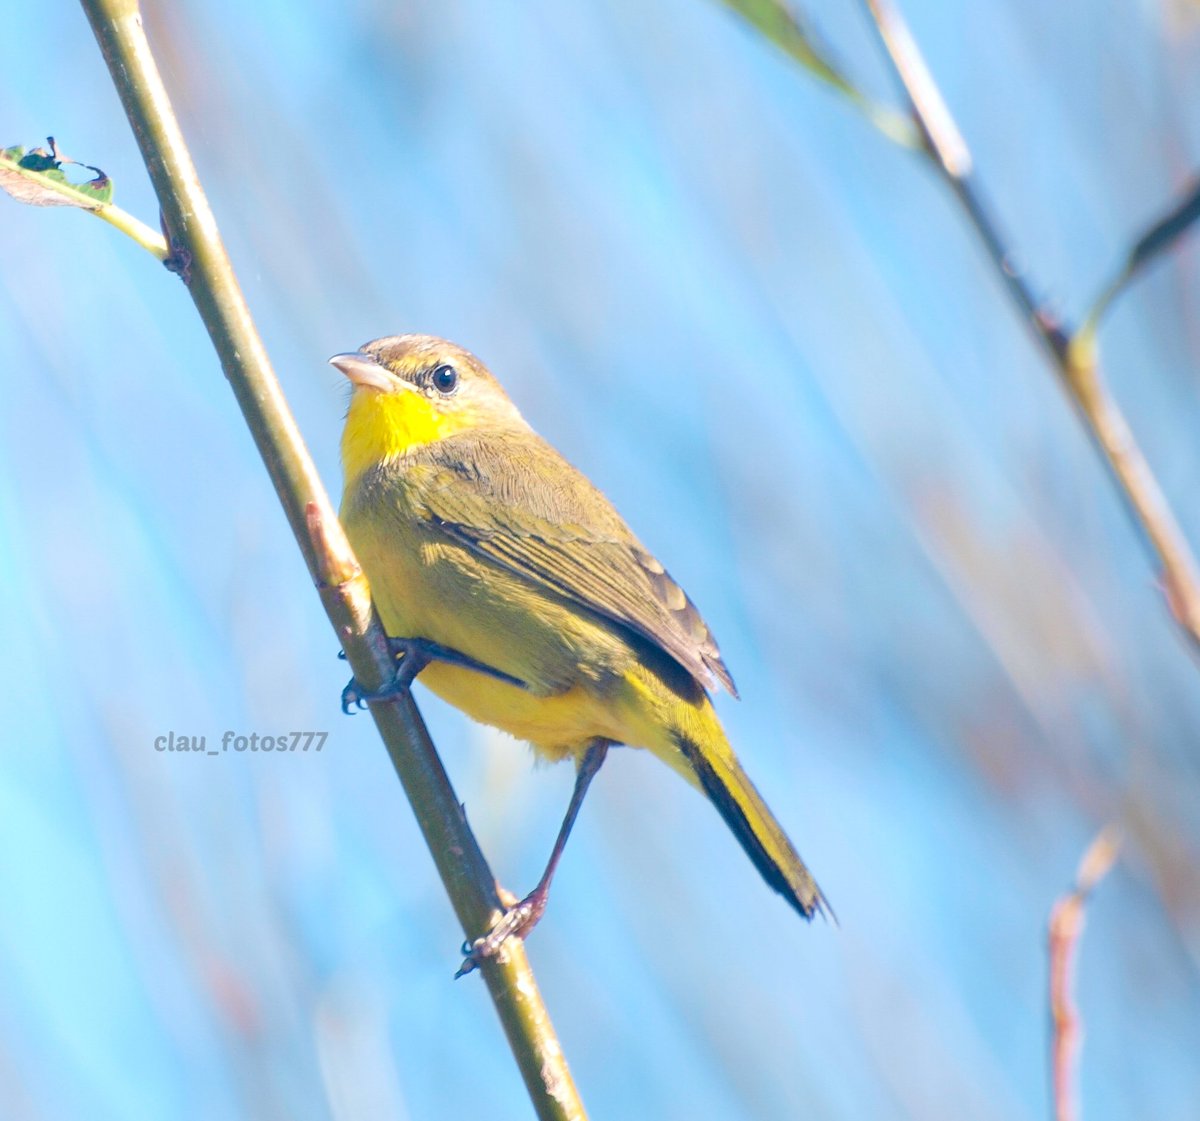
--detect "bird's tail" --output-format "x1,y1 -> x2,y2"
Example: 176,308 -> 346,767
672,717 -> 829,922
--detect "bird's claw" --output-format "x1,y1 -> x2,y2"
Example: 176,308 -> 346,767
340,677 -> 396,714
455,894 -> 547,978
340,680 -> 365,714
340,667 -> 415,715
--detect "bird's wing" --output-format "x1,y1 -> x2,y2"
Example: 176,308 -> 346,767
406,431 -> 738,697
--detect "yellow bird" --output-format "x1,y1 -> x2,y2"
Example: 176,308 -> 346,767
332,335 -> 827,965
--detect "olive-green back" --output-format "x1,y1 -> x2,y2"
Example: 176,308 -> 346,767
398,428 -> 738,697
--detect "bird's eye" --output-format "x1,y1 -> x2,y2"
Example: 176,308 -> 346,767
431,364 -> 459,394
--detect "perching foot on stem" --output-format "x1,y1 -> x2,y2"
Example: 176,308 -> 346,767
455,740 -> 610,978
456,889 -> 551,978
341,636 -> 527,714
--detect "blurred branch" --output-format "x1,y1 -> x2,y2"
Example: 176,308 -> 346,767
719,0 -> 1200,654
859,0 -> 1049,331
718,0 -> 919,146
1080,177 -> 1200,340
850,0 -> 1200,653
1048,828 -> 1121,1121
74,1 -> 586,1117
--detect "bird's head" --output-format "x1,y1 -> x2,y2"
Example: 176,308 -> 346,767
332,334 -> 527,484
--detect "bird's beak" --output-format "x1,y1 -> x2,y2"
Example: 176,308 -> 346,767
328,351 -> 395,392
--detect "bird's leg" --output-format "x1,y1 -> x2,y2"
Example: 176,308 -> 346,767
457,739 -> 610,977
341,636 -> 527,714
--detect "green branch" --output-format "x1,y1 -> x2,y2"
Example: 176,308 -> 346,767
70,0 -> 587,1116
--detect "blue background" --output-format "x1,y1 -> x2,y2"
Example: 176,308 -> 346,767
3,2 -> 1199,1118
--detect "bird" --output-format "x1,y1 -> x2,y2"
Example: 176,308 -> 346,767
331,334 -> 827,969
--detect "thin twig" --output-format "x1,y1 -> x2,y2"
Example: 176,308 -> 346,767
76,1 -> 586,1116
1048,827 -> 1121,1121
1080,176 -> 1200,340
858,0 -> 1200,654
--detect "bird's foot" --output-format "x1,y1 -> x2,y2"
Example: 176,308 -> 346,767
341,637 -> 527,714
455,887 -> 549,978
341,676 -> 392,714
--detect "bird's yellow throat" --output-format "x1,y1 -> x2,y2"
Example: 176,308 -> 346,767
342,388 -> 463,484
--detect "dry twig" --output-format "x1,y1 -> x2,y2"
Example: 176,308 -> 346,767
1048,827 -> 1121,1121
